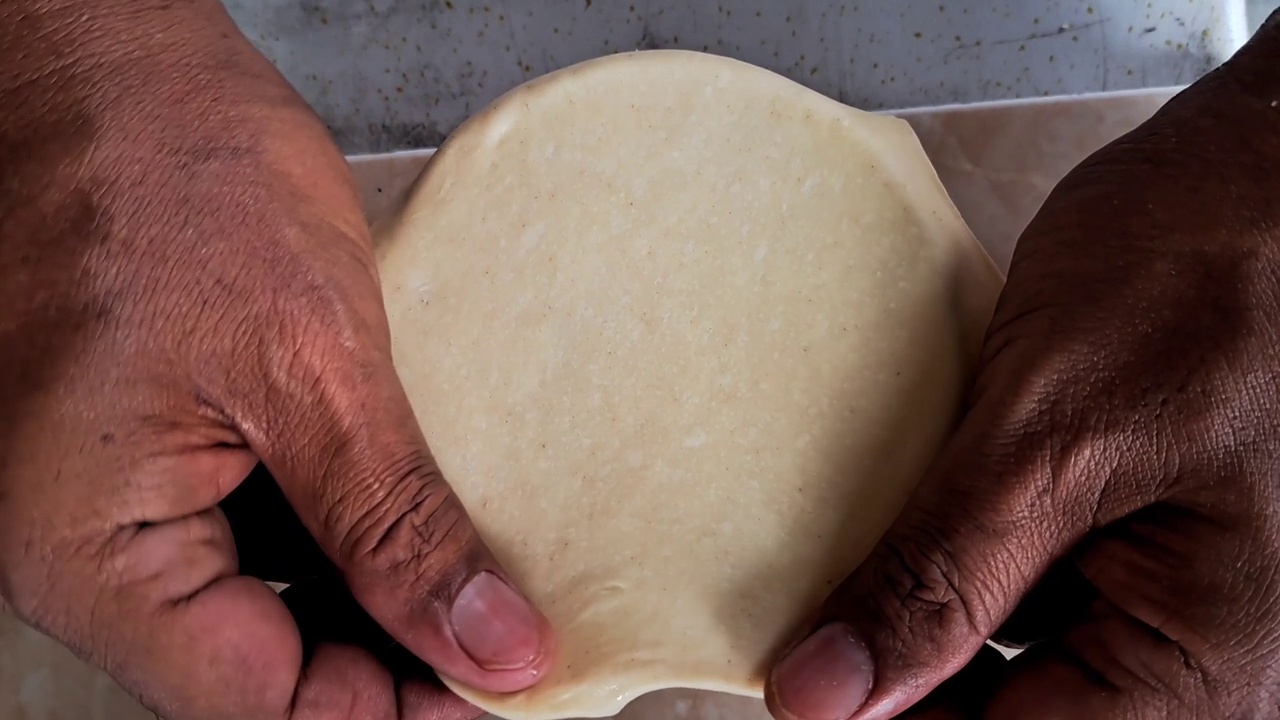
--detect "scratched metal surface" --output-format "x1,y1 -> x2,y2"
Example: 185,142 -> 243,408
221,0 -> 1248,154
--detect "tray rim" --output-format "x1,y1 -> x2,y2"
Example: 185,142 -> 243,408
344,85 -> 1184,163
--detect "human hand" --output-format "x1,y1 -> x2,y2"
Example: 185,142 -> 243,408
0,2 -> 552,718
766,13 -> 1280,720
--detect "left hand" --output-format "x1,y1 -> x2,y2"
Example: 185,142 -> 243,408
0,3 -> 552,718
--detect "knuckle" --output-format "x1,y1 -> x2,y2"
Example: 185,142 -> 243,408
329,451 -> 473,586
868,526 -> 994,654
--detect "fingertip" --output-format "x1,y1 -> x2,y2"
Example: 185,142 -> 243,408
385,565 -> 556,696
449,571 -> 549,673
437,570 -> 557,694
768,622 -> 874,720
291,564 -> 556,696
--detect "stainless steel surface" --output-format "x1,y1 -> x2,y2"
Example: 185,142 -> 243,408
222,0 -> 1247,153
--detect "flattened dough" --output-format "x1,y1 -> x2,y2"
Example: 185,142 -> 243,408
377,50 -> 1002,719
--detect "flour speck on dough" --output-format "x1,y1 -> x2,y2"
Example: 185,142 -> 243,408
683,431 -> 709,449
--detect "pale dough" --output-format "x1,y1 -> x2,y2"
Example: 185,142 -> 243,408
376,50 -> 1002,719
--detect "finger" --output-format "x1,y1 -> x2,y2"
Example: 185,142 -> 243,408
979,599 -> 1203,720
398,679 -> 487,720
291,645 -> 397,720
217,292 -> 554,693
899,600 -> 1206,720
282,577 -> 483,720
18,499 -> 406,720
766,350 -> 1114,720
293,644 -> 481,720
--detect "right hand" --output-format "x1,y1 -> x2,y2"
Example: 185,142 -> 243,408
0,2 -> 552,718
766,13 -> 1280,720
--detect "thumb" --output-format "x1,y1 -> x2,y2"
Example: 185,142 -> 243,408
765,352 -> 1106,720
220,308 -> 555,694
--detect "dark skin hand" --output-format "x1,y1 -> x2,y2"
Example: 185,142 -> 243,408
768,11 -> 1280,720
0,2 -> 554,719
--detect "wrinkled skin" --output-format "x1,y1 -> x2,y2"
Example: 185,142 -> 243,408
0,2 -> 553,719
768,11 -> 1280,720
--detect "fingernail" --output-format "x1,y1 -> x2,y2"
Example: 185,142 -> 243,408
772,622 -> 874,720
451,571 -> 545,671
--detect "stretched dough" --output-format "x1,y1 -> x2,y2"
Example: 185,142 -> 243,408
376,50 -> 1002,720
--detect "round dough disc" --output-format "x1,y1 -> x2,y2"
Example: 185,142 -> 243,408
376,50 -> 1002,720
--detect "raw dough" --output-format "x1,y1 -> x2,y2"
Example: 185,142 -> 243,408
376,50 -> 1002,719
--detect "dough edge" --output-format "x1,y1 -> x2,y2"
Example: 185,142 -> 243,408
376,49 -> 1003,720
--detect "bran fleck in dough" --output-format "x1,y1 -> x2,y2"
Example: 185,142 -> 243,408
376,50 -> 1003,720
